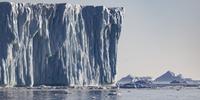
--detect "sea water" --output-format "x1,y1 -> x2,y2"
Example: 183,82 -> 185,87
0,87 -> 199,100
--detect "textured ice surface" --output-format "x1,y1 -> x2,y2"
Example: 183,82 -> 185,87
154,71 -> 183,82
0,2 -> 123,86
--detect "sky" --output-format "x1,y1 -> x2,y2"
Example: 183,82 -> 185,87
1,0 -> 200,80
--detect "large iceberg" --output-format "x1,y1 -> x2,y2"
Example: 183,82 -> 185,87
0,2 -> 123,86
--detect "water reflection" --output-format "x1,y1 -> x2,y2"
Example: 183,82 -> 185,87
0,88 -> 119,100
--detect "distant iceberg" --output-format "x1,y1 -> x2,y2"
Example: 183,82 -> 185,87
118,72 -> 200,88
0,2 -> 123,87
117,75 -> 152,88
117,75 -> 135,85
154,71 -> 184,83
154,71 -> 200,87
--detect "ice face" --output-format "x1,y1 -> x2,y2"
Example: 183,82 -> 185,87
0,2 -> 123,86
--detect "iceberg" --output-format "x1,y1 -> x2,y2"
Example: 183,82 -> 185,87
117,75 -> 152,88
0,2 -> 123,86
154,71 -> 184,83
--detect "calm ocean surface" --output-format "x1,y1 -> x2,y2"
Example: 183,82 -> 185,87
0,87 -> 199,100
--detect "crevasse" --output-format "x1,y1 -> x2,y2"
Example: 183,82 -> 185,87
0,2 -> 123,87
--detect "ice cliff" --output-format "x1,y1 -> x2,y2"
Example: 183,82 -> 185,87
0,2 -> 123,86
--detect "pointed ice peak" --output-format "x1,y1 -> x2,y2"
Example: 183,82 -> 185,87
117,74 -> 134,84
118,74 -> 134,81
165,70 -> 176,76
154,71 -> 184,82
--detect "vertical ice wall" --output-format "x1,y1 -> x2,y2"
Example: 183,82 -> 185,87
0,2 -> 123,86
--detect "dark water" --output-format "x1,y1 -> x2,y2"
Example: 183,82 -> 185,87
0,88 -> 200,100
0,88 -> 118,100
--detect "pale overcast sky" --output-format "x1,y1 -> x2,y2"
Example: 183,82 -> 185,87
1,0 -> 200,80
